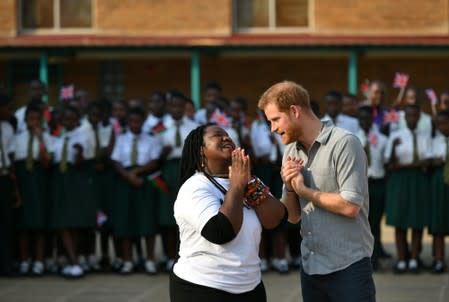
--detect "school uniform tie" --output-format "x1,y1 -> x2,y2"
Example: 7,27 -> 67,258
364,139 -> 371,167
444,138 -> 449,185
0,125 -> 7,173
95,126 -> 101,160
130,136 -> 138,166
26,134 -> 34,171
175,120 -> 182,147
412,131 -> 419,162
59,136 -> 69,173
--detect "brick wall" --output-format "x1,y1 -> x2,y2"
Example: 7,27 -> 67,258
314,0 -> 449,35
0,0 -> 17,37
95,0 -> 232,36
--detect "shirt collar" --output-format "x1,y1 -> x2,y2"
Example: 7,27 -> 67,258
296,120 -> 333,152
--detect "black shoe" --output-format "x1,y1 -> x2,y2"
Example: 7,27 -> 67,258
408,259 -> 421,274
431,261 -> 446,274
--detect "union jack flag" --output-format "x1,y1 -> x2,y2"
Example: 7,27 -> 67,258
425,88 -> 438,105
211,109 -> 231,128
384,110 -> 400,123
393,73 -> 409,89
60,84 -> 74,100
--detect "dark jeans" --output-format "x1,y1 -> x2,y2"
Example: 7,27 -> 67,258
169,271 -> 266,302
300,257 -> 376,302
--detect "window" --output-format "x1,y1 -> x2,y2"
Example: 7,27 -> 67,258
235,0 -> 309,32
100,62 -> 124,101
20,0 -> 93,32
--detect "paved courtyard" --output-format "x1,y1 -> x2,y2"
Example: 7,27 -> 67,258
1,224 -> 449,302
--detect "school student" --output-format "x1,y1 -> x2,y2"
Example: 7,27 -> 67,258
111,107 -> 162,275
385,104 -> 432,274
14,104 -> 53,275
159,93 -> 199,271
429,110 -> 449,273
50,105 -> 96,278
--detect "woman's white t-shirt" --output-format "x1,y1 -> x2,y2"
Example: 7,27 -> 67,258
173,172 -> 262,294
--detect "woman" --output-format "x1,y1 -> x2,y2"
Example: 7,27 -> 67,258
170,124 -> 287,302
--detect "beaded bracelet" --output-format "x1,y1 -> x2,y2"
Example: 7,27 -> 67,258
244,176 -> 270,207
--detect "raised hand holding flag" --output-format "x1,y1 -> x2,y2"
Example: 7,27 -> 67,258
425,89 -> 438,105
393,73 -> 409,89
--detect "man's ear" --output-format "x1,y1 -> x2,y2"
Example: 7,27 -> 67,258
290,105 -> 301,118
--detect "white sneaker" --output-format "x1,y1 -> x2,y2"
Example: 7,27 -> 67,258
260,258 -> 269,272
19,261 -> 30,275
272,258 -> 289,274
120,261 -> 134,275
144,260 -> 157,275
70,264 -> 84,278
32,261 -> 44,275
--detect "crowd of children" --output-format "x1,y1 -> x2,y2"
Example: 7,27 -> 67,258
1,77 -> 449,279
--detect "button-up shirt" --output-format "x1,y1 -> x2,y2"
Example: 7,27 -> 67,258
111,131 -> 161,167
282,121 -> 373,275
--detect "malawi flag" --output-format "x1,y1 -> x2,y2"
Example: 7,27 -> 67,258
151,122 -> 167,136
147,171 -> 170,193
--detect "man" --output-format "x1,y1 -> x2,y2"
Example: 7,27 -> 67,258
258,81 -> 375,302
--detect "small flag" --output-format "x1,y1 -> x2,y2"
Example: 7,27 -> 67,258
368,132 -> 378,147
60,84 -> 74,101
96,210 -> 108,227
384,110 -> 400,123
211,109 -> 232,128
51,124 -> 65,137
112,119 -> 123,136
393,73 -> 409,89
43,107 -> 52,123
147,171 -> 170,193
360,79 -> 370,98
151,121 -> 167,135
425,89 -> 438,105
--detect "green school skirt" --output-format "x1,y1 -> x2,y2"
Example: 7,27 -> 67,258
49,163 -> 96,229
113,170 -> 158,238
15,161 -> 49,230
385,168 -> 430,229
94,164 -> 116,230
429,167 -> 449,234
158,159 -> 180,227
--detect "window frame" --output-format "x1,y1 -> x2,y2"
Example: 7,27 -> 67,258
18,0 -> 95,34
233,0 -> 313,33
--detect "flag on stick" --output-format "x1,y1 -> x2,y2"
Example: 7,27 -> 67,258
147,171 -> 170,193
393,73 -> 409,89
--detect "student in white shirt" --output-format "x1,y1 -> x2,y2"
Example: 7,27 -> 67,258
250,110 -> 289,273
159,93 -> 199,271
170,124 -> 286,301
323,90 -> 360,134
50,105 -> 95,278
397,87 -> 433,138
384,104 -> 432,274
429,110 -> 449,273
142,92 -> 171,134
356,106 -> 390,271
111,107 -> 162,275
14,103 -> 53,276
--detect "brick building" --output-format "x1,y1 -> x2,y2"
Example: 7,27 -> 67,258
1,0 -> 449,114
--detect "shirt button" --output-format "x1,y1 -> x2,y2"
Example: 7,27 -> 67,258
307,168 -> 311,171
310,251 -> 314,255
307,232 -> 312,236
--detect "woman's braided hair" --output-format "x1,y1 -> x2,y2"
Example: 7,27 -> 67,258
179,123 -> 213,187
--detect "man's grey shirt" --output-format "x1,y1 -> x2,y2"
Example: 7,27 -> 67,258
282,122 -> 374,275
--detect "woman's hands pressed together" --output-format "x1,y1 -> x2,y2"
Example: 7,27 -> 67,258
229,147 -> 250,191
